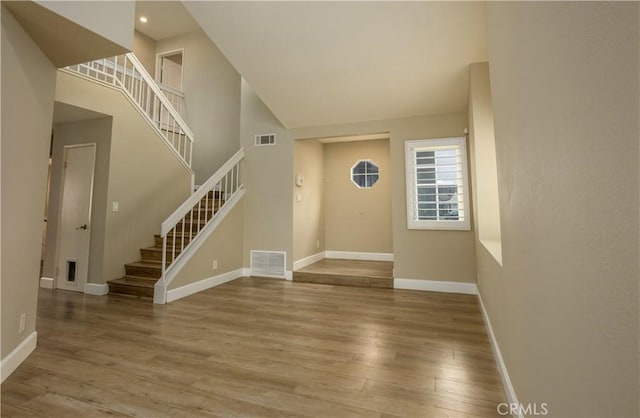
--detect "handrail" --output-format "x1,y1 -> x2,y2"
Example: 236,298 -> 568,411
125,54 -> 193,138
158,83 -> 185,98
161,147 -> 245,236
64,53 -> 194,168
155,148 -> 245,303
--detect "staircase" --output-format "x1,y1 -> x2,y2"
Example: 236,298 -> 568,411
66,53 -> 246,303
107,192 -> 224,298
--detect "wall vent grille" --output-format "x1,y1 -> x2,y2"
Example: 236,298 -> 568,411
255,133 -> 276,146
250,250 -> 286,278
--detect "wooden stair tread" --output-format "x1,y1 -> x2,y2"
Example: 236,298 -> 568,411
109,193 -> 227,300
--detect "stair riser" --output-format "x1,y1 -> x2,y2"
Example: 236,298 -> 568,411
204,191 -> 225,199
109,283 -> 154,298
125,265 -> 161,278
175,223 -> 208,232
154,236 -> 194,246
196,199 -> 224,208
140,250 -> 179,263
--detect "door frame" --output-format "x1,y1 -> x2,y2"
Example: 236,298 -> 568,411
53,143 -> 97,291
155,48 -> 184,90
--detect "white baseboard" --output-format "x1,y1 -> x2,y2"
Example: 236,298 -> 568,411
84,283 -> 109,296
293,252 -> 326,270
242,267 -> 251,277
325,251 -> 394,262
166,268 -> 243,303
39,277 -> 54,289
250,272 -> 287,280
478,292 -> 521,417
1,331 -> 37,383
394,278 -> 478,295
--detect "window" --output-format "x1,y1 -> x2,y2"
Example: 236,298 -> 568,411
405,137 -> 470,230
351,160 -> 379,188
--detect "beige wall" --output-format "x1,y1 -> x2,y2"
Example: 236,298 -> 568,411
168,200 -> 244,289
1,6 -> 57,358
241,79 -> 294,270
467,63 -> 502,262
324,140 -> 392,254
293,140 -> 325,261
133,30 -> 156,76
482,2 -> 639,417
43,117 -> 112,285
156,30 -> 241,184
291,112 -> 476,283
36,1 -> 134,51
3,1 -> 131,68
55,71 -> 192,283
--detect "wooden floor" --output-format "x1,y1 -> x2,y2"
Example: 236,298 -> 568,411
1,278 -> 506,417
294,259 -> 394,288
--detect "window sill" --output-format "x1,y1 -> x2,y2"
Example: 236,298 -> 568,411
480,239 -> 503,266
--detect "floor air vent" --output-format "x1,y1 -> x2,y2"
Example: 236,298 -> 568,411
250,250 -> 286,278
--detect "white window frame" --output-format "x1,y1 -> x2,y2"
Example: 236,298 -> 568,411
405,137 -> 470,231
350,159 -> 379,189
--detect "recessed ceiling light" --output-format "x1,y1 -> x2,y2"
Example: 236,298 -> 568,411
139,16 -> 148,23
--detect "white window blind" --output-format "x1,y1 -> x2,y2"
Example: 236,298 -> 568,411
405,137 -> 470,230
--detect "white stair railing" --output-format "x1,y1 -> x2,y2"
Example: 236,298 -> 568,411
64,53 -> 194,168
158,84 -> 185,117
154,148 -> 246,304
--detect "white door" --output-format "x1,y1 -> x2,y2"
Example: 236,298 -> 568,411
56,144 -> 96,292
158,54 -> 184,130
160,56 -> 182,90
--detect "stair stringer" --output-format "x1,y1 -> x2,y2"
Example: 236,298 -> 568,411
154,188 -> 245,304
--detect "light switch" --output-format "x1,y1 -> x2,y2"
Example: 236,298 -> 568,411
296,193 -> 302,202
112,201 -> 119,212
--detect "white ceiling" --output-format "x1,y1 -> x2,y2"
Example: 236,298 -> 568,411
183,1 -> 488,129
134,1 -> 198,41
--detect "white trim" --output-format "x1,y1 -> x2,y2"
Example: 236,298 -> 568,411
478,292 -> 522,417
154,281 -> 167,304
166,268 -> 244,303
155,48 -> 184,90
325,251 -> 394,262
242,268 -> 251,277
293,252 -> 326,270
285,270 -> 293,281
154,187 -> 246,304
161,189 -> 245,283
393,278 -> 477,295
404,137 -> 471,231
350,159 -> 380,189
39,277 -> 54,289
251,274 -> 287,280
84,283 -> 109,296
1,331 -> 37,383
55,143 -> 96,293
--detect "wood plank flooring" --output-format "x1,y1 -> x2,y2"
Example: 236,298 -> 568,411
1,277 -> 506,417
294,259 -> 394,288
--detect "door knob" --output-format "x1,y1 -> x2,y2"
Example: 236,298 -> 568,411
76,224 -> 88,230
